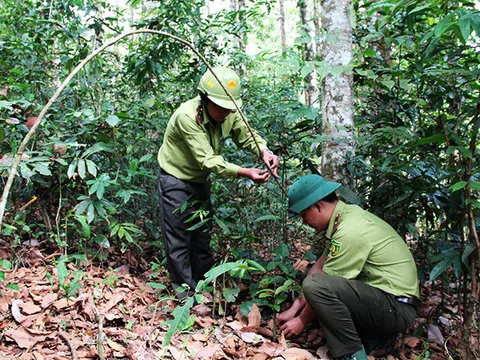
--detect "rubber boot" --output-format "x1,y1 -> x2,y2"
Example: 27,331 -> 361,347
337,347 -> 368,360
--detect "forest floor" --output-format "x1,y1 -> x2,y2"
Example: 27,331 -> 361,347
0,239 -> 475,360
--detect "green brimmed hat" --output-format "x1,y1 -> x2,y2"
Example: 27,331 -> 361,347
197,66 -> 242,110
288,174 -> 341,217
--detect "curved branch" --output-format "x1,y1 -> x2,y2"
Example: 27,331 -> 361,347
0,29 -> 286,232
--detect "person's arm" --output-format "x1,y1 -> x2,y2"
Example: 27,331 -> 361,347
280,302 -> 317,338
230,114 -> 279,176
277,253 -> 328,325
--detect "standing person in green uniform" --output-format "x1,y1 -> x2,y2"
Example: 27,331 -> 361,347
157,66 -> 279,295
278,174 -> 420,360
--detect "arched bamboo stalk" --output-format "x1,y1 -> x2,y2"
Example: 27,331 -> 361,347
0,29 -> 286,233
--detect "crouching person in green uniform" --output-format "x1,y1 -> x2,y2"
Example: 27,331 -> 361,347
279,174 -> 420,360
157,66 -> 279,295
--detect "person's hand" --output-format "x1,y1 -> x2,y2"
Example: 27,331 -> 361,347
239,168 -> 270,183
261,149 -> 279,177
280,317 -> 306,338
277,307 -> 299,325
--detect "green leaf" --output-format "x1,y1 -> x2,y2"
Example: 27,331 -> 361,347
86,160 -> 97,177
255,214 -> 279,221
162,296 -> 194,346
198,261 -> 251,291
77,159 -> 86,179
57,262 -> 68,286
223,287 -> 240,302
106,114 -> 120,127
245,259 -> 266,273
86,203 -> 95,223
430,256 -> 452,281
82,142 -> 114,158
33,163 -> 51,176
461,242 -> 476,266
452,256 -> 462,279
7,284 -> 19,291
458,17 -> 471,43
76,215 -> 91,239
68,159 -> 78,178
0,272 -> 4,281
0,260 -> 12,270
139,154 -> 153,163
449,181 -> 467,192
146,282 -> 167,290
213,216 -> 230,234
471,181 -> 480,191
275,243 -> 289,258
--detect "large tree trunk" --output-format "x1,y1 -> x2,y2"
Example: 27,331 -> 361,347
313,0 -> 321,57
320,0 -> 354,188
279,0 -> 287,54
298,0 -> 319,108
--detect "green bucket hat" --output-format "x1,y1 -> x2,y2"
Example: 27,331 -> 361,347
288,174 -> 341,217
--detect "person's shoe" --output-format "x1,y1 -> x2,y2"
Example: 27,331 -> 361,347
335,347 -> 368,360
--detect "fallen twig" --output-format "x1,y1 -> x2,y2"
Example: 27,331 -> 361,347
90,295 -> 105,360
59,330 -> 78,360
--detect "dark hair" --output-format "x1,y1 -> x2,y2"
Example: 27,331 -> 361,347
196,92 -> 210,125
322,192 -> 338,203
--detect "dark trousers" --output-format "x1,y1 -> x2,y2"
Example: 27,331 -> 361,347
157,169 -> 214,290
303,274 -> 417,358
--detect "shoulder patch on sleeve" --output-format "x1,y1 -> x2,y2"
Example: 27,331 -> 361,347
329,240 -> 342,257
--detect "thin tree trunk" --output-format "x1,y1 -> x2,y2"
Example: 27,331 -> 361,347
279,0 -> 287,54
320,0 -> 354,188
298,0 -> 319,108
313,0 -> 321,57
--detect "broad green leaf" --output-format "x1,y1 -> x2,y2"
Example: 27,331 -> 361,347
97,183 -> 105,200
275,243 -> 289,258
76,216 -> 91,239
68,159 -> 78,178
146,282 -> 167,290
461,242 -> 476,266
162,296 -> 194,346
213,216 -> 230,234
430,256 -> 452,281
82,142 -> 114,158
86,160 -> 97,177
7,284 -> 19,291
86,203 -> 95,223
33,163 -> 51,176
106,114 -> 120,127
77,159 -> 86,179
139,154 -> 153,163
458,17 -> 471,43
75,199 -> 91,216
452,256 -> 462,279
434,14 -> 455,38
0,259 -> 12,270
0,272 -> 4,281
449,181 -> 467,192
198,261 -> 250,291
223,287 -> 240,302
245,259 -> 266,273
255,214 -> 279,221
57,262 -> 68,285
471,181 -> 480,191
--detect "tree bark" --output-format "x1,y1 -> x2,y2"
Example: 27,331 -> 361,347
313,0 -> 321,57
320,0 -> 354,188
279,0 -> 287,54
298,0 -> 319,108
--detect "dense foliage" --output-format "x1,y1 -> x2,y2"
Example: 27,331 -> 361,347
0,0 -> 479,354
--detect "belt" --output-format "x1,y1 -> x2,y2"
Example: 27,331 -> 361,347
396,297 -> 420,307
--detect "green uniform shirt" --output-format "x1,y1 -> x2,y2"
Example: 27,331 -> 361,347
158,97 -> 268,183
323,201 -> 420,299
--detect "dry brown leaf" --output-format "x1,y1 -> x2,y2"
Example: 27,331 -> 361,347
404,336 -> 420,348
20,301 -> 42,315
195,316 -> 217,328
240,331 -> 264,344
4,326 -> 46,349
278,331 -> 288,348
101,293 -> 124,312
282,347 -> 316,360
192,332 -> 210,342
0,296 -> 10,313
0,86 -> 7,96
248,303 -> 261,328
257,341 -> 285,357
251,354 -> 268,360
32,351 -> 45,360
192,303 -> 211,316
316,345 -> 332,360
225,320 -> 244,331
11,299 -> 25,323
167,346 -> 189,360
53,298 -> 69,310
107,338 -> 126,352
